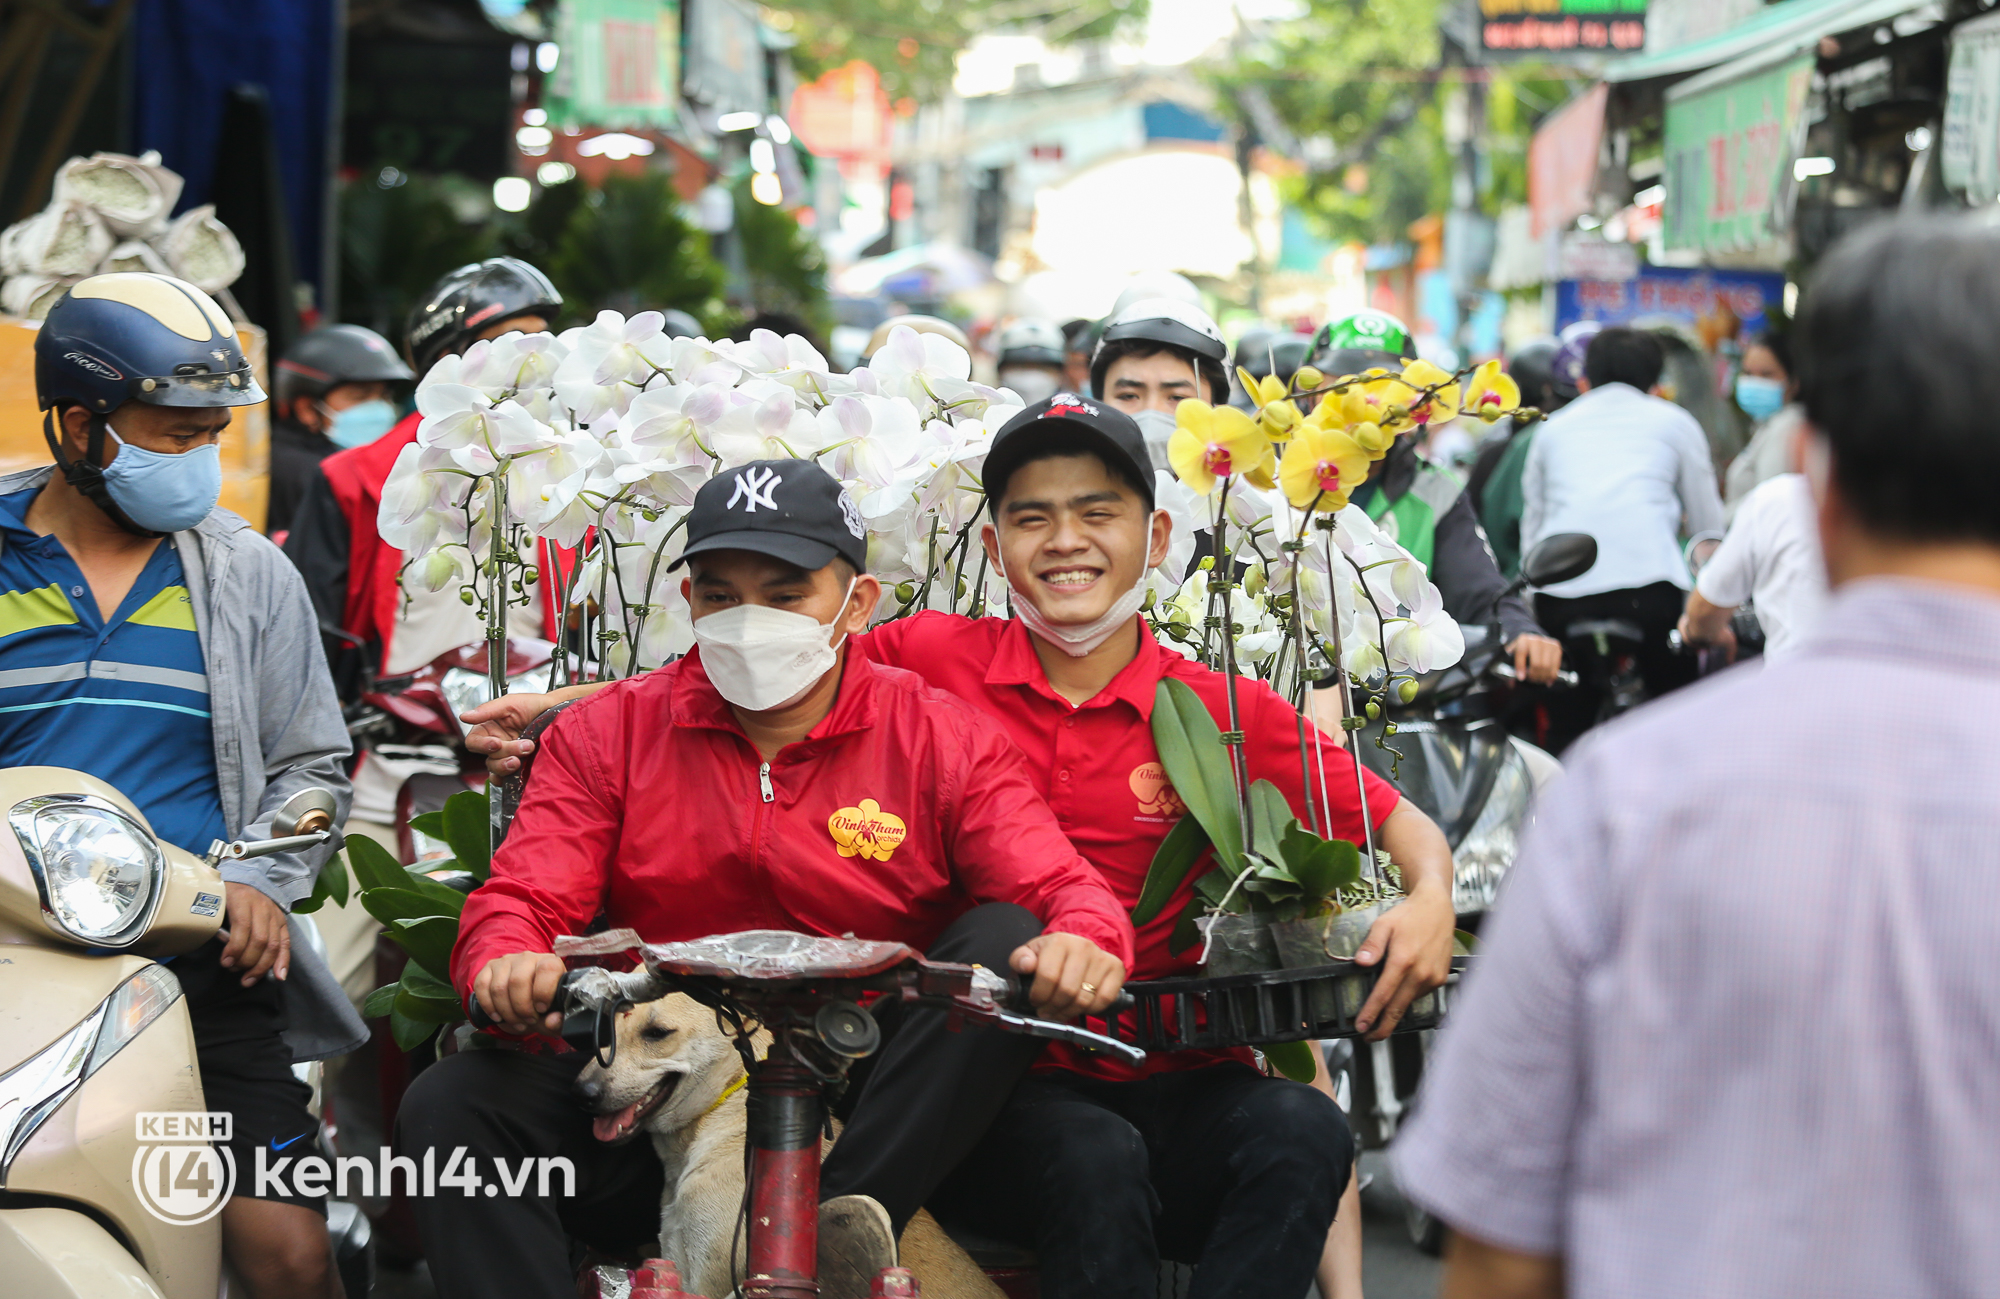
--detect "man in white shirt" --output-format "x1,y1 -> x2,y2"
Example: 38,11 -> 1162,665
1680,473 -> 1827,662
1521,326 -> 1725,750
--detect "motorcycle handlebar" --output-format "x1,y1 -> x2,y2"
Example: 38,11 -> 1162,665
467,966 -> 1145,1065
1487,661 -> 1580,688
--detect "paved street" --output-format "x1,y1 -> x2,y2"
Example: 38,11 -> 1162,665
374,1149 -> 1445,1299
1357,1150 -> 1445,1299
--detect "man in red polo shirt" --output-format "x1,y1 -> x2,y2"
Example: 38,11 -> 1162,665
401,459 -> 1131,1299
470,397 -> 1455,1299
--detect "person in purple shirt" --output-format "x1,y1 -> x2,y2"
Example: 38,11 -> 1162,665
1393,213 -> 2000,1299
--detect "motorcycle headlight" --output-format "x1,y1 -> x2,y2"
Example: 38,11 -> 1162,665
1451,746 -> 1533,914
7,795 -> 165,947
0,963 -> 181,1182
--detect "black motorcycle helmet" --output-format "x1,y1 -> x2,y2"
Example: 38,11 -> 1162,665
1308,309 -> 1418,378
1505,338 -> 1559,412
275,323 -> 414,410
1090,297 -> 1229,405
404,257 -> 563,376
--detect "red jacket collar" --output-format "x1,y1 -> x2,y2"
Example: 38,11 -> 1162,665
671,644 -> 883,747
981,615 -> 1166,718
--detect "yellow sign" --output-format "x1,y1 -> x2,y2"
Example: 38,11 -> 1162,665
828,799 -> 907,862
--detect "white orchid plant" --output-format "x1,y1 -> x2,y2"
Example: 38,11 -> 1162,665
378,314 -> 1210,695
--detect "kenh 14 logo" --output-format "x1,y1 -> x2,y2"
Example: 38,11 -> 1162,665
132,1111 -> 234,1224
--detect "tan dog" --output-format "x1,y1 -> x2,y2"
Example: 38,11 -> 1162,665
575,994 -> 1002,1299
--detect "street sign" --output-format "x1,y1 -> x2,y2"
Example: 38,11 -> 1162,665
1481,0 -> 1646,55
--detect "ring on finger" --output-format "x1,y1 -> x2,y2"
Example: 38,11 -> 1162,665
1079,981 -> 1097,997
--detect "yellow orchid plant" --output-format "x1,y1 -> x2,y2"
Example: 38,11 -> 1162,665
1143,351 -> 1532,951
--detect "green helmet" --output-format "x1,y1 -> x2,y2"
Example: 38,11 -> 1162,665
1309,310 -> 1417,378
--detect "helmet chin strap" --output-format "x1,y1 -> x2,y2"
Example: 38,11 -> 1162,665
42,408 -> 161,539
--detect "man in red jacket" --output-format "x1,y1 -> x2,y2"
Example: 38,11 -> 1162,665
471,397 -> 1455,1299
399,459 -> 1132,1299
283,258 -> 565,700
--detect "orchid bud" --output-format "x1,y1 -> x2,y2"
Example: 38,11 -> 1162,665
1294,365 -> 1323,391
1398,677 -> 1419,703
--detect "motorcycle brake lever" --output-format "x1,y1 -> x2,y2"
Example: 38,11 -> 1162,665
984,1007 -> 1147,1065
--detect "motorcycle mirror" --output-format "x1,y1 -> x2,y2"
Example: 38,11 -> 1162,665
272,788 -> 340,839
1518,533 -> 1598,589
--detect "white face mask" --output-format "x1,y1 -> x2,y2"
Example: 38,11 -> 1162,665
999,367 -> 1062,405
693,579 -> 856,712
1130,409 -> 1177,474
997,517 -> 1162,658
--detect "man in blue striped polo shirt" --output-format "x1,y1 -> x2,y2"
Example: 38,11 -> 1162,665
4,273 -> 358,1299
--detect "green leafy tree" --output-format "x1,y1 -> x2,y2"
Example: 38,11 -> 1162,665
1212,0 -> 1578,245
339,172 -> 498,342
729,179 -> 832,338
771,0 -> 1148,102
545,174 -> 728,324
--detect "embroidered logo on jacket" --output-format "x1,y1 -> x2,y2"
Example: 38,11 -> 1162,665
829,799 -> 908,861
1129,762 -> 1186,818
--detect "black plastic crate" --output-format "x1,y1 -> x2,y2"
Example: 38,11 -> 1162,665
1086,958 -> 1462,1051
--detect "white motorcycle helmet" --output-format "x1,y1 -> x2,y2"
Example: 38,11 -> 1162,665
1090,296 -> 1229,405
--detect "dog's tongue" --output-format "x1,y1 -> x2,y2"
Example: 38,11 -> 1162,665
593,1102 -> 641,1143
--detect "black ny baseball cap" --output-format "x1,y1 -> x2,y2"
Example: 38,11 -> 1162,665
983,393 -> 1156,511
670,459 -> 871,573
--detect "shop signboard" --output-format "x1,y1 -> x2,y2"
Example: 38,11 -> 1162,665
1481,0 -> 1646,55
1942,8 -> 2000,204
1556,266 -> 1786,338
544,0 -> 681,133
1662,53 -> 1813,252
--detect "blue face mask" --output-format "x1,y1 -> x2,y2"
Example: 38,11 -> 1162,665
100,423 -> 222,533
322,398 -> 398,449
1734,374 -> 1786,422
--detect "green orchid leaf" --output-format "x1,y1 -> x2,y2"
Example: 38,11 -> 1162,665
1286,833 -> 1364,903
1151,679 -> 1244,872
1167,894 -> 1207,956
1191,867 -> 1233,907
358,885 -> 460,932
385,914 -> 459,983
1262,1039 -> 1319,1083
361,982 -> 400,1019
1246,780 -> 1293,866
345,833 -> 410,894
1133,814 -> 1211,926
408,809 -> 448,843
1453,928 -> 1480,956
440,789 -> 493,879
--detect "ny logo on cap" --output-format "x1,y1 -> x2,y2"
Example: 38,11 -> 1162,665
727,466 -> 782,513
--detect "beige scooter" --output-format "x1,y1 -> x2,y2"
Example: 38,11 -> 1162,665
0,766 -> 344,1299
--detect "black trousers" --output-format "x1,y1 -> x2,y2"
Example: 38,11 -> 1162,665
1536,580 -> 1700,754
928,1064 -> 1354,1299
397,903 -> 1045,1299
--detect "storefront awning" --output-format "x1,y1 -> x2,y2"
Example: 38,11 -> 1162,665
1605,0 -> 1935,83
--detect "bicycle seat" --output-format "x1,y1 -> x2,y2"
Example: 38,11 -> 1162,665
1562,618 -> 1646,645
